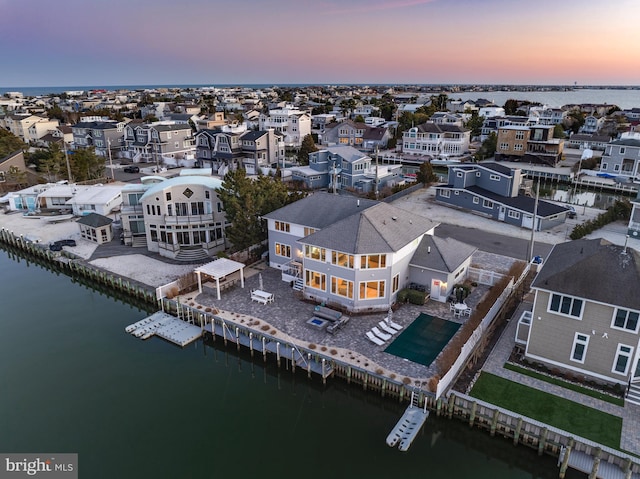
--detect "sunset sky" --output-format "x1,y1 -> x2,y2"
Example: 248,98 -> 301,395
1,0 -> 639,87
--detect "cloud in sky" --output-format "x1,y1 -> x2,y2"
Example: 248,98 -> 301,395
314,0 -> 436,15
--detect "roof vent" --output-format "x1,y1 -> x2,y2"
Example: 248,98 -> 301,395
392,216 -> 397,221
428,246 -> 431,254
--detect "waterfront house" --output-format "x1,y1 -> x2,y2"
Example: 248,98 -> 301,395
263,193 -> 477,312
434,162 -> 570,231
566,133 -> 610,151
66,184 -> 122,217
401,122 -> 470,158
495,125 -> 564,166
598,137 -> 640,181
120,175 -> 227,261
76,212 -> 114,245
517,238 -> 640,396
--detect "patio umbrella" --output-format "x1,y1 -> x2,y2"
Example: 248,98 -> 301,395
386,306 -> 393,325
258,273 -> 264,290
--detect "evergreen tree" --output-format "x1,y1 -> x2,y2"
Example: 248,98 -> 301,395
416,161 -> 438,185
297,134 -> 318,166
0,128 -> 27,158
69,147 -> 104,181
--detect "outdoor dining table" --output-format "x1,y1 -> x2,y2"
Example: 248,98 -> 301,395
251,289 -> 274,304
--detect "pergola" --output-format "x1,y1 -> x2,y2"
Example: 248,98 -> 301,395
194,258 -> 246,300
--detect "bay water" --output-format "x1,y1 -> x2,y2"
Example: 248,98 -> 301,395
0,248 -> 583,478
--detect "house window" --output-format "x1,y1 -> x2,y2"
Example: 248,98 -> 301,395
570,333 -> 589,363
514,144 -> 523,151
331,277 -> 354,299
360,254 -> 386,269
304,227 -> 316,236
612,344 -> 634,375
473,197 -> 479,204
515,131 -> 525,140
440,190 -> 450,198
499,143 -> 509,150
612,308 -> 640,332
304,245 -> 326,262
275,242 -> 291,258
482,199 -> 494,209
456,172 -> 463,178
392,274 -> 399,293
331,251 -> 354,268
620,147 -> 626,155
275,221 -> 290,232
508,210 -> 521,219
614,164 -> 620,172
359,280 -> 385,300
166,192 -> 172,201
305,269 -> 326,291
549,293 -> 583,318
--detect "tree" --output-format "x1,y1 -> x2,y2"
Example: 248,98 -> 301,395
474,132 -> 497,161
430,93 -> 449,112
0,128 -> 27,158
69,147 -> 104,181
416,161 -> 438,185
503,99 -> 519,115
35,143 -> 66,181
216,169 -> 306,251
553,124 -> 566,139
354,114 -> 365,123
297,134 -> 318,166
4,165 -> 28,189
464,111 -> 485,138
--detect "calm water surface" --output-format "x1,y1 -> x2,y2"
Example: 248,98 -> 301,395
0,249 -> 583,478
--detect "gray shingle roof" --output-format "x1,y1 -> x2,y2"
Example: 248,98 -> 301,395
410,235 -> 477,273
300,202 -> 438,254
263,192 -> 378,229
532,238 -> 640,310
76,212 -> 113,228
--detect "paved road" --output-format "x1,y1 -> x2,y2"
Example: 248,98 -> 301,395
434,223 -> 554,261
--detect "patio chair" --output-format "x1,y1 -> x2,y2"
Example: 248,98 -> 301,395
371,326 -> 392,341
378,321 -> 397,335
388,319 -> 403,331
463,307 -> 472,317
449,302 -> 456,311
366,331 -> 385,346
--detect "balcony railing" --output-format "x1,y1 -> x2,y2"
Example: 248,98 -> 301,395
163,213 -> 215,225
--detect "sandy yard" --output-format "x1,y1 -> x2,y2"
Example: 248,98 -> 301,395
89,254 -> 197,288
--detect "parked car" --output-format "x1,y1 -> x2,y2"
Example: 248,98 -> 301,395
49,242 -> 63,251
57,239 -> 77,247
123,165 -> 140,173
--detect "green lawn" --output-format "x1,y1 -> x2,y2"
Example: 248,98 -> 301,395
503,363 -> 625,407
470,372 -> 622,449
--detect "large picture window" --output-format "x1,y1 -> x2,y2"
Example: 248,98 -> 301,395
304,245 -> 326,262
305,270 -> 326,291
549,293 -> 583,318
331,277 -> 354,299
613,344 -> 634,375
360,254 -> 386,269
359,280 -> 385,300
331,251 -> 354,269
275,243 -> 291,258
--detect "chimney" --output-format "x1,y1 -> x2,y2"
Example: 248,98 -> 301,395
428,246 -> 431,254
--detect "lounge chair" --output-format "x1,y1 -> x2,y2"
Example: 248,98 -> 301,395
378,321 -> 397,335
388,320 -> 403,331
366,331 -> 385,346
371,326 -> 392,341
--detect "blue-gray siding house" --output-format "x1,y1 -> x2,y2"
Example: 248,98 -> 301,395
435,162 -> 570,231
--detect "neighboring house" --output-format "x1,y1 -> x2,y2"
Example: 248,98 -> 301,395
195,112 -> 226,131
66,184 -> 122,217
628,189 -> 640,239
292,145 -> 403,193
258,105 -> 311,148
76,213 -> 114,245
0,150 -> 28,193
430,112 -> 468,127
320,119 -> 391,151
435,162 -> 570,231
579,115 -> 605,135
566,133 -> 611,151
122,122 -> 195,166
120,175 -> 227,261
3,114 -> 46,142
480,115 -> 531,142
495,125 -> 564,167
195,126 -> 285,175
71,119 -> 126,158
401,122 -> 471,158
598,138 -> 640,181
538,107 -> 567,126
26,117 -> 60,143
518,238 -> 640,391
264,193 -> 478,313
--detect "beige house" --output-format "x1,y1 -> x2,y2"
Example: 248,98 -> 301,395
517,238 -> 640,402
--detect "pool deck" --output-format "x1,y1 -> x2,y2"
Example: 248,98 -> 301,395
185,249 -> 515,386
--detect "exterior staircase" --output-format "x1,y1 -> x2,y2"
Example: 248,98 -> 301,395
175,248 -> 209,262
292,277 -> 304,291
626,383 -> 640,406
131,236 -> 147,248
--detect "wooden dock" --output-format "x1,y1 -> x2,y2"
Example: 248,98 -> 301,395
386,392 -> 430,452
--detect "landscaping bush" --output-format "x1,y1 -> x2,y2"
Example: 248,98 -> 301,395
397,288 -> 410,303
570,199 -> 631,240
406,289 -> 427,305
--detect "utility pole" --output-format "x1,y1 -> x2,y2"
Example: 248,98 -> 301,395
107,138 -> 115,181
528,181 -> 540,261
63,140 -> 73,182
